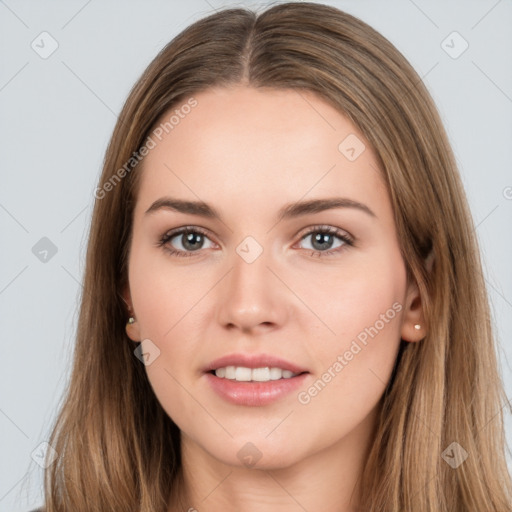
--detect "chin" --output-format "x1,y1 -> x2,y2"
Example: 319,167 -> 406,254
197,434 -> 309,471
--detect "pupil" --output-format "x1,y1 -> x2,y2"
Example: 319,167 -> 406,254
183,232 -> 203,251
313,232 -> 333,251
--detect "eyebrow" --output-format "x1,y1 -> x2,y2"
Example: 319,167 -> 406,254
144,196 -> 376,220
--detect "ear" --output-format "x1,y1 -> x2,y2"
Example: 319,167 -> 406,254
121,285 -> 141,342
400,278 -> 426,343
400,249 -> 433,342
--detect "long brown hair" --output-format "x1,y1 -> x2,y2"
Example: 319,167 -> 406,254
41,2 -> 512,510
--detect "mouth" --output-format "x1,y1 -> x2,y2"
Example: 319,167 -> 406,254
204,353 -> 310,406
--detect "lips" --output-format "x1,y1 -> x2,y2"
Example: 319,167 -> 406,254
203,353 -> 309,406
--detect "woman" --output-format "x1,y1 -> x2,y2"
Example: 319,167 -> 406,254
33,2 -> 512,511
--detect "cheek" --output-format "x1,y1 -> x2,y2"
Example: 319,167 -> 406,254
298,249 -> 406,356
291,295 -> 403,455
127,246 -> 213,428
128,244 -> 211,339
295,252 -> 406,414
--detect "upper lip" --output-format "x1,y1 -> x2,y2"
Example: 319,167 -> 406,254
205,353 -> 309,374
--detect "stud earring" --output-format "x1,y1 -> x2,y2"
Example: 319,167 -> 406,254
414,324 -> 421,330
127,317 -> 135,325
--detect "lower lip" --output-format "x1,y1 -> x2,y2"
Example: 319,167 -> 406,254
205,372 -> 309,406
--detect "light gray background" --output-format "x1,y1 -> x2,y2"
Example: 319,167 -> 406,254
1,1 -> 511,510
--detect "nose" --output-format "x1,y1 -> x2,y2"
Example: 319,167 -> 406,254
216,244 -> 290,334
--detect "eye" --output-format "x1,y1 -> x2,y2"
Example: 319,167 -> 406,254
296,225 -> 354,257
158,227 -> 216,258
157,224 -> 354,259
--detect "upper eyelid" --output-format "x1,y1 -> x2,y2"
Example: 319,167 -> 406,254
162,225 -> 213,242
295,224 -> 353,244
299,224 -> 352,238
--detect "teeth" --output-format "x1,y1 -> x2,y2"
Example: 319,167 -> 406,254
214,366 -> 299,382
269,367 -> 283,380
235,367 -> 252,381
252,367 -> 270,381
225,366 -> 236,379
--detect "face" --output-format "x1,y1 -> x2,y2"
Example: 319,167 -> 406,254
124,85 -> 424,469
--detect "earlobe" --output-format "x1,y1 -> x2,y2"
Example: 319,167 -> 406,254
121,286 -> 140,342
125,316 -> 141,342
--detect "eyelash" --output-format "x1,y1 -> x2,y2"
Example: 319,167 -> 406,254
157,225 -> 354,259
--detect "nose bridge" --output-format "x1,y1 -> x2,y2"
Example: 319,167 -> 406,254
216,234 -> 287,329
229,235 -> 272,300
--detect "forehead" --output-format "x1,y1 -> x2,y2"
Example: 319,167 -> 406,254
136,86 -> 387,218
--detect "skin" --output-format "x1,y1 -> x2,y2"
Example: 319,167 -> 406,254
124,85 -> 426,512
